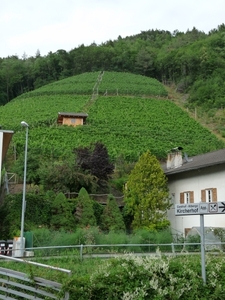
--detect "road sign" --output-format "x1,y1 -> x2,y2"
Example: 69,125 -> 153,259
175,204 -> 199,215
174,201 -> 225,284
219,202 -> 225,212
175,202 -> 225,215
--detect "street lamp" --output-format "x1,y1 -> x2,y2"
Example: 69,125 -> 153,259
20,121 -> 29,257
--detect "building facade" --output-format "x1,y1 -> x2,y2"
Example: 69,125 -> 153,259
162,149 -> 225,236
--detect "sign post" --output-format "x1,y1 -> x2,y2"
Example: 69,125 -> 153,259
200,214 -> 206,284
175,201 -> 225,284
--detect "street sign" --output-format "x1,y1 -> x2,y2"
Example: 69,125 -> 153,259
175,203 -> 199,215
174,201 -> 225,284
175,202 -> 225,215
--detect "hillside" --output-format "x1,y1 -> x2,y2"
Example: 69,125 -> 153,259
1,71 -> 224,165
1,26 -> 225,143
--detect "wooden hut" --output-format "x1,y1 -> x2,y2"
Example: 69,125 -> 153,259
57,112 -> 88,127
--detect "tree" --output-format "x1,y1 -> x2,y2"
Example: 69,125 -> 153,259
100,194 -> 125,232
50,192 -> 75,230
74,187 -> 96,227
74,142 -> 114,192
135,48 -> 155,76
39,158 -> 98,193
90,142 -> 114,180
124,150 -> 171,231
12,148 -> 41,185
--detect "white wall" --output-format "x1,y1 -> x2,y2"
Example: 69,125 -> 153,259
167,164 -> 225,235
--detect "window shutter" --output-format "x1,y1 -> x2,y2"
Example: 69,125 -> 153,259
201,190 -> 206,202
212,188 -> 217,202
180,193 -> 184,204
190,191 -> 194,203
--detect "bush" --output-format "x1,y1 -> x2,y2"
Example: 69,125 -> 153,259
63,253 -> 225,299
185,234 -> 201,252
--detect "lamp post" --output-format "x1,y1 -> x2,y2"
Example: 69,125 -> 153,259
20,121 -> 29,257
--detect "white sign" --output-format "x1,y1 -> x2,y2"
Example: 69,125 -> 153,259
175,204 -> 199,215
175,202 -> 225,215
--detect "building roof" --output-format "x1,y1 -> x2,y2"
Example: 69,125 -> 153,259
57,112 -> 88,124
162,148 -> 225,175
58,112 -> 88,117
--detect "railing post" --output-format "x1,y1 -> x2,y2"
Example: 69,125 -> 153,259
80,244 -> 83,261
171,243 -> 175,255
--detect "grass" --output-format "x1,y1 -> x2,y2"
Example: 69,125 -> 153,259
165,84 -> 225,143
0,256 -> 103,283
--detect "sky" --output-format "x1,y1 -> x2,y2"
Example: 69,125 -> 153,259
1,0 -> 225,58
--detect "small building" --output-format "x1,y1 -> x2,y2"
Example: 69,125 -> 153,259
0,130 -> 14,185
161,148 -> 225,237
57,112 -> 88,127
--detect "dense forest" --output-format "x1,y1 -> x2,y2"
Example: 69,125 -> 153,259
1,24 -> 225,109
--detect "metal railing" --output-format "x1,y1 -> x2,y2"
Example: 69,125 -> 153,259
18,241 -> 225,260
0,254 -> 71,299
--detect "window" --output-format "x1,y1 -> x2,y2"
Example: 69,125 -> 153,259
180,191 -> 194,204
70,118 -> 76,124
185,192 -> 190,204
201,188 -> 217,202
206,189 -> 212,202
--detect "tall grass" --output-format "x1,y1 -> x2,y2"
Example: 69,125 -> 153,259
31,227 -> 174,256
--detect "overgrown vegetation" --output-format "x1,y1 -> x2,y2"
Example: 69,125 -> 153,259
1,252 -> 225,299
63,252 -> 225,299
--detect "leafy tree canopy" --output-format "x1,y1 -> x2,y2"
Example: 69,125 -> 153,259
39,158 -> 98,194
74,142 -> 114,192
124,150 -> 171,231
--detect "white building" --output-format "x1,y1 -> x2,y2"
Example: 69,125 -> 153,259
162,148 -> 225,236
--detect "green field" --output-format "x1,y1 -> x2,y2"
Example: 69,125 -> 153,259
0,71 -> 224,161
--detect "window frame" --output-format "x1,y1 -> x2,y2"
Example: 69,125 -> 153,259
201,188 -> 217,203
180,191 -> 194,204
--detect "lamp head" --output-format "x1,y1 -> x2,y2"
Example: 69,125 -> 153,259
21,121 -> 29,127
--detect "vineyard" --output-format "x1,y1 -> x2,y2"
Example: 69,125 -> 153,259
98,72 -> 168,96
0,71 -> 224,162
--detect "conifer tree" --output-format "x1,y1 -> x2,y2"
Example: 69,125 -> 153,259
100,194 -> 125,232
50,192 -> 74,230
124,150 -> 171,230
74,187 -> 97,227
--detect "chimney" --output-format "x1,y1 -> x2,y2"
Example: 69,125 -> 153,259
166,147 -> 183,169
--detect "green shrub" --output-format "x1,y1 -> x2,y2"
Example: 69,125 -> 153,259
185,234 -> 201,252
63,253 -> 225,299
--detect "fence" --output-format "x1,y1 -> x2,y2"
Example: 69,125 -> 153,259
0,254 -> 71,299
21,241 -> 225,260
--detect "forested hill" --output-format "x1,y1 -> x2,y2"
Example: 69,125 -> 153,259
1,23 -> 225,112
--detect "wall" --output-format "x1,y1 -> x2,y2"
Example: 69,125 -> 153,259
167,164 -> 225,235
62,117 -> 83,127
